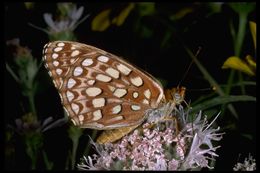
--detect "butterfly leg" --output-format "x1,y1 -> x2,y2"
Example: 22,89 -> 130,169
143,103 -> 179,131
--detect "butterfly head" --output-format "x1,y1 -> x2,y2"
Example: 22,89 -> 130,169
164,86 -> 186,105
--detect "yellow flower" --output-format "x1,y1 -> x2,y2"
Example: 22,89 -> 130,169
249,21 -> 256,50
222,21 -> 256,76
222,56 -> 255,76
91,3 -> 135,32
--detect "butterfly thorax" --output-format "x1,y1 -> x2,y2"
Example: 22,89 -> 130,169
164,86 -> 186,105
145,86 -> 186,124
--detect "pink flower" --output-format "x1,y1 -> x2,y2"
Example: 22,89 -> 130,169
79,105 -> 223,170
168,159 -> 179,170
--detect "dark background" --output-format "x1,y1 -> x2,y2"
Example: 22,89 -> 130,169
4,2 -> 256,170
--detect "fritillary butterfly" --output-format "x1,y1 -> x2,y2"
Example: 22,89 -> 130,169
42,41 -> 185,144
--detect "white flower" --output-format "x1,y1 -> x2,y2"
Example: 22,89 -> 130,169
233,154 -> 256,171
78,156 -> 97,170
182,112 -> 224,169
29,3 -> 89,35
43,5 -> 87,33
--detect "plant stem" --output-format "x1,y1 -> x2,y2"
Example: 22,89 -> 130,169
235,13 -> 247,56
84,130 -> 98,157
235,13 -> 247,94
68,126 -> 83,169
42,151 -> 53,170
184,45 -> 238,118
28,91 -> 37,118
71,138 -> 79,169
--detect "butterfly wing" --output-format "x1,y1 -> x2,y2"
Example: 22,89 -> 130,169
43,41 -> 165,130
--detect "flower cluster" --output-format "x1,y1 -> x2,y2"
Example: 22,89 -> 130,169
9,113 -> 67,136
43,3 -> 87,34
78,105 -> 224,170
29,3 -> 89,40
233,154 -> 256,171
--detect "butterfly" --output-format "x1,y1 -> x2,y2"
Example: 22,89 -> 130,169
42,41 -> 186,144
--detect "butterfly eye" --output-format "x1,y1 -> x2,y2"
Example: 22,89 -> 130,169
174,93 -> 181,101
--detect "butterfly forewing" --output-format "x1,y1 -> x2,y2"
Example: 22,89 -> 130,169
43,41 -> 165,130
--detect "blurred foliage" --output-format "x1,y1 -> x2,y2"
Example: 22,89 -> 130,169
24,2 -> 34,10
5,2 -> 256,170
91,3 -> 135,31
222,21 -> 256,76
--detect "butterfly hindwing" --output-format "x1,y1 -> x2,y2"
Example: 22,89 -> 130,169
43,41 -> 165,129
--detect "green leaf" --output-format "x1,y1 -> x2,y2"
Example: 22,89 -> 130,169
140,25 -> 153,38
190,95 -> 256,114
42,151 -> 54,170
201,108 -> 220,120
206,2 -> 224,13
160,30 -> 172,48
229,2 -> 255,15
184,46 -> 239,118
137,2 -> 155,17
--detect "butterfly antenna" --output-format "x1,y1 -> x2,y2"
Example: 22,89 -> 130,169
187,86 -> 216,92
177,47 -> 202,87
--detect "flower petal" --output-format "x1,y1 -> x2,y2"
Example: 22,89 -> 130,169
73,6 -> 84,20
222,56 -> 255,76
112,3 -> 135,26
249,21 -> 256,50
43,13 -> 58,32
246,55 -> 256,69
91,9 -> 111,31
